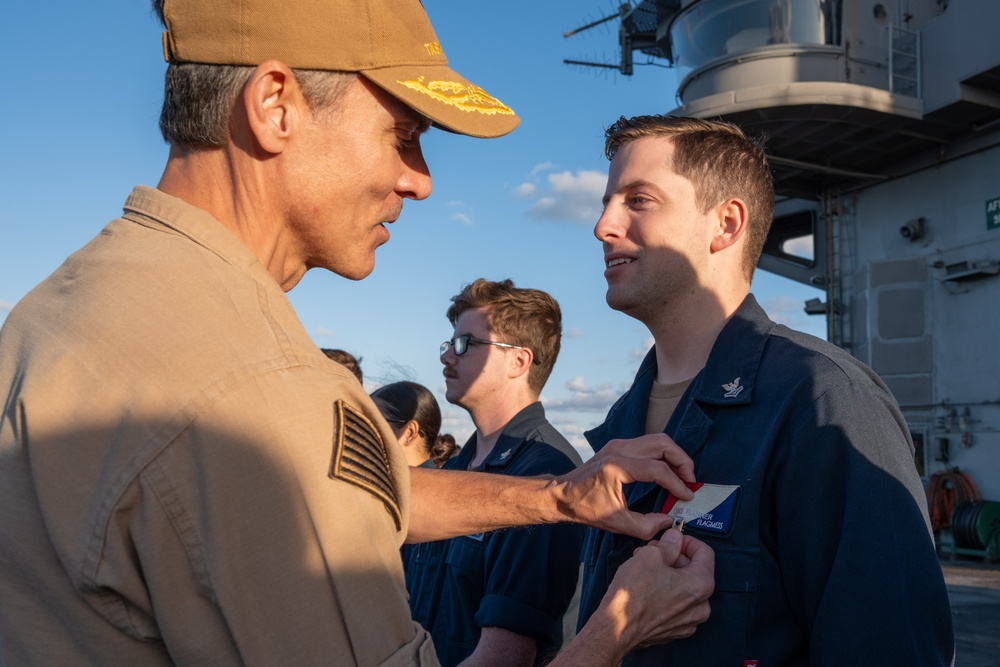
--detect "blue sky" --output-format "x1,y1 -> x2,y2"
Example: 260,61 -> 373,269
0,1 -> 825,455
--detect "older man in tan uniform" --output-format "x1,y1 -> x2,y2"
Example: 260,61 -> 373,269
0,1 -> 714,665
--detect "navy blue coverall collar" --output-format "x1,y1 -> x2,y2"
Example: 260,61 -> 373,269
584,294 -> 775,502
456,401 -> 576,471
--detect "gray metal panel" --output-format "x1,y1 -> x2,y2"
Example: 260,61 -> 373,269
853,265 -> 868,294
920,0 -> 1000,115
870,258 -> 927,286
877,288 -> 925,339
883,376 -> 934,408
870,337 -> 932,375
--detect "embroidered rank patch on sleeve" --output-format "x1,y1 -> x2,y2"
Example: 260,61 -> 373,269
329,399 -> 401,530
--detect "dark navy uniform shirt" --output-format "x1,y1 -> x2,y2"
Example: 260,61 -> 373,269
578,295 -> 955,666
404,402 -> 584,667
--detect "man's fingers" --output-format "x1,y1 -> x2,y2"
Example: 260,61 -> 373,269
552,433 -> 699,539
613,456 -> 694,501
580,455 -> 694,539
681,534 -> 716,570
610,532 -> 716,651
633,616 -> 706,650
602,434 -> 697,485
679,536 -> 717,602
653,527 -> 685,559
620,510 -> 674,542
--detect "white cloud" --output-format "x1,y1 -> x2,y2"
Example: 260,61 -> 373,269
514,182 -> 537,198
762,295 -> 805,326
542,376 -> 625,412
755,292 -> 826,340
445,199 -> 476,225
543,416 -> 596,457
0,300 -> 13,314
548,416 -> 587,436
530,161 -> 556,177
783,235 -> 814,260
549,170 -> 606,195
440,407 -> 474,444
314,326 -> 336,338
629,337 -> 655,360
543,389 -> 622,411
440,410 -> 468,429
523,169 -> 607,223
565,327 -> 584,339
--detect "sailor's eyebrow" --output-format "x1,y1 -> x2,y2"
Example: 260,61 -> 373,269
603,179 -> 659,207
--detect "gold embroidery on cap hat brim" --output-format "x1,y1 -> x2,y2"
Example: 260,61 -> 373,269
397,77 -> 515,115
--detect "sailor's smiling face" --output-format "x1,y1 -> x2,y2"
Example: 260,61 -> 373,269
593,135 -> 717,320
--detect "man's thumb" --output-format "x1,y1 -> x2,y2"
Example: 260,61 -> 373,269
657,527 -> 684,561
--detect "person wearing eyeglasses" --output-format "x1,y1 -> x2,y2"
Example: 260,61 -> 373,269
0,0 -> 716,663
403,278 -> 584,667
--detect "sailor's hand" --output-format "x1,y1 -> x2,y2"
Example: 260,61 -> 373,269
610,528 -> 715,650
549,433 -> 696,539
549,527 -> 713,667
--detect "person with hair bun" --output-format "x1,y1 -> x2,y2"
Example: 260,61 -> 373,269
371,381 -> 442,469
0,0 -> 716,660
430,433 -> 460,468
408,278 -> 588,667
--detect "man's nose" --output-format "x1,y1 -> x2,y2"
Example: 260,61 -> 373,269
397,148 -> 432,201
594,206 -> 619,243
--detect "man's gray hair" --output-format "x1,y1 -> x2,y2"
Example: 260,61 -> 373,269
152,0 -> 355,148
158,64 -> 355,148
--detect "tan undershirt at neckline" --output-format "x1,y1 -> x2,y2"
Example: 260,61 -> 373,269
644,377 -> 695,435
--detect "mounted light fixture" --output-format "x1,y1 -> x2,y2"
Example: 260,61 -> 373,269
899,217 -> 925,241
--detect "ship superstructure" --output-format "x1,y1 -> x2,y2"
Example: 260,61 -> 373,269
570,0 -> 1000,545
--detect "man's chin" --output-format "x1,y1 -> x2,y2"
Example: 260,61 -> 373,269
443,385 -> 469,408
608,294 -> 652,325
605,289 -> 631,313
324,257 -> 376,282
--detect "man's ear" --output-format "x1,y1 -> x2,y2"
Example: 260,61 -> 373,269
710,197 -> 749,253
508,347 -> 533,380
238,60 -> 305,155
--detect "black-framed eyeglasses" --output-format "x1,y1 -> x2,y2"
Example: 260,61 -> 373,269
440,335 -> 526,358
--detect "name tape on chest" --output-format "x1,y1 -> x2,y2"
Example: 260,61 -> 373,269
660,482 -> 739,535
